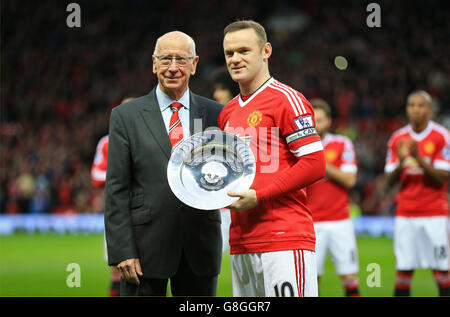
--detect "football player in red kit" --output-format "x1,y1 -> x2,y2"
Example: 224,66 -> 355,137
385,90 -> 449,296
307,99 -> 360,296
218,20 -> 325,297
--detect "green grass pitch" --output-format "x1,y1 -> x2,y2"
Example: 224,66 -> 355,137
0,233 -> 439,296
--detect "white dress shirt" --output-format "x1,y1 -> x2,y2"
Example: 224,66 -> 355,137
156,84 -> 191,139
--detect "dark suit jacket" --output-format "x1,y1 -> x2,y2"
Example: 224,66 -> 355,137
104,88 -> 223,279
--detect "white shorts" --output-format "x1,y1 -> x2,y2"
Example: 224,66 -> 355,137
314,218 -> 359,276
394,216 -> 450,271
230,250 -> 318,297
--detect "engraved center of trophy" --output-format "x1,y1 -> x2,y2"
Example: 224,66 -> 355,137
168,130 -> 256,209
201,161 -> 228,185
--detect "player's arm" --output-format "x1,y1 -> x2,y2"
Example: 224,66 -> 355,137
325,138 -> 357,188
415,157 -> 449,185
227,91 -> 328,211
91,137 -> 108,188
257,95 -> 327,203
228,150 -> 325,212
256,149 -> 325,201
228,97 -> 326,211
325,164 -> 356,189
385,138 -> 406,187
409,140 -> 449,186
385,163 -> 403,187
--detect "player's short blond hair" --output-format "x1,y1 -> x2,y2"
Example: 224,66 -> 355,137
310,98 -> 332,118
224,20 -> 268,48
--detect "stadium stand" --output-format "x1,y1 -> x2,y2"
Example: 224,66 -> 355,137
1,0 -> 449,215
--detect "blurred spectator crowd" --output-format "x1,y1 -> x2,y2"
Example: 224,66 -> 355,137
1,0 -> 449,214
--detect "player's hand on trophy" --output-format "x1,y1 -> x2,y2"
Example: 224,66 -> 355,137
116,258 -> 143,285
227,189 -> 258,212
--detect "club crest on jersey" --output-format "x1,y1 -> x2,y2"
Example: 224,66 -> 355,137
424,141 -> 435,155
325,149 -> 338,163
294,115 -> 313,130
247,110 -> 262,127
93,152 -> 103,164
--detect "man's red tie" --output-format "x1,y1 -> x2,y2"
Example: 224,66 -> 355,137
168,102 -> 184,147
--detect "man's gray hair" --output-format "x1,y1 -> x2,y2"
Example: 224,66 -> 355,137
153,32 -> 197,56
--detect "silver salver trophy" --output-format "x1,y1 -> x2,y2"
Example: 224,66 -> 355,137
167,130 -> 256,210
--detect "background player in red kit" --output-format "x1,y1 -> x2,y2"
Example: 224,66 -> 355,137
385,90 -> 449,296
307,99 -> 360,296
218,20 -> 325,297
91,97 -> 134,296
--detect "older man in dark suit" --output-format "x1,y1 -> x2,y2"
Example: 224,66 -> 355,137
104,31 -> 223,296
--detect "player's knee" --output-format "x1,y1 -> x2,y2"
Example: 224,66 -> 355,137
340,274 -> 358,281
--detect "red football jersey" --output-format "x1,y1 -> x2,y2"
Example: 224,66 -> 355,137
91,135 -> 109,187
385,121 -> 449,217
217,77 -> 323,254
307,133 -> 357,222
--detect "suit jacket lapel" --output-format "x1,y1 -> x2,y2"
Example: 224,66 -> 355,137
189,92 -> 205,136
140,89 -> 172,159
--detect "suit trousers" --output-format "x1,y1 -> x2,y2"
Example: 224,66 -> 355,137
120,250 -> 218,296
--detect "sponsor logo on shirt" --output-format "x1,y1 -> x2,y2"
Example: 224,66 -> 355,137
294,115 -> 313,130
342,148 -> 355,162
442,145 -> 450,160
93,152 -> 103,164
386,149 -> 392,162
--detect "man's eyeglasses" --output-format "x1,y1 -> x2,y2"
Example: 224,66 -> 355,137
154,55 -> 194,67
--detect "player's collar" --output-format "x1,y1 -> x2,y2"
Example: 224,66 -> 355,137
408,121 -> 433,141
321,133 -> 332,146
238,77 -> 274,107
156,84 -> 190,111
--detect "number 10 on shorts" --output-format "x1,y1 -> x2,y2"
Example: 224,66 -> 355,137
273,282 -> 295,297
